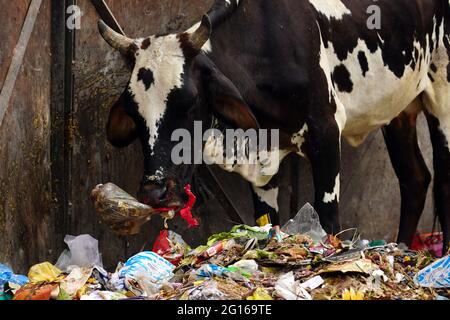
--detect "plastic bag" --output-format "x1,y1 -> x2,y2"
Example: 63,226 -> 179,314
281,203 -> 327,243
56,235 -> 103,271
0,264 -> 28,288
28,262 -> 62,283
1,264 -> 28,300
229,260 -> 259,274
55,250 -> 72,271
91,183 -> 157,236
119,252 -> 175,296
152,230 -> 189,266
59,267 -> 93,298
411,232 -> 443,258
275,272 -> 311,300
206,225 -> 270,246
195,264 -> 229,279
414,255 -> 450,288
187,280 -> 226,300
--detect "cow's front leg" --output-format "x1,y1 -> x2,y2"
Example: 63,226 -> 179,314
303,116 -> 342,235
251,183 -> 280,226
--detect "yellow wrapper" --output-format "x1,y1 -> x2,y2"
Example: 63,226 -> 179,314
28,262 -> 62,283
256,214 -> 271,227
342,288 -> 364,300
247,288 -> 273,300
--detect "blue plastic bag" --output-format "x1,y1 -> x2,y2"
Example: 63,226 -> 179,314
414,255 -> 450,288
119,252 -> 175,284
0,264 -> 28,288
196,264 -> 229,278
117,252 -> 175,296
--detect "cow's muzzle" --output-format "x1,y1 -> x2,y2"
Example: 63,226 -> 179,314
137,179 -> 183,209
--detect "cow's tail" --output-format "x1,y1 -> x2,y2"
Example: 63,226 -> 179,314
207,0 -> 242,27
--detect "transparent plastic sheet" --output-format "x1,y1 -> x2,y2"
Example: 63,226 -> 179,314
187,280 -> 226,300
91,183 -> 156,236
281,203 -> 327,243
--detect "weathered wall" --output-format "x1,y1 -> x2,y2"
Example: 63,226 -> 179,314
0,0 -> 438,273
0,0 -> 53,271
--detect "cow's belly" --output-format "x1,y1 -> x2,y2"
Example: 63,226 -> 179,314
340,68 -> 427,146
323,39 -> 431,147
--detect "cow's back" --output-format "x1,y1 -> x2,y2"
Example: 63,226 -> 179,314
206,0 -> 448,146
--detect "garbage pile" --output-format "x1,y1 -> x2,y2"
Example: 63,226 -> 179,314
1,204 -> 449,300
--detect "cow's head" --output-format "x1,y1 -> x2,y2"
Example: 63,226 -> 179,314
99,16 -> 258,209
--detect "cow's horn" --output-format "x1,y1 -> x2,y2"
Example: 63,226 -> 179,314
187,15 -> 212,51
98,20 -> 134,54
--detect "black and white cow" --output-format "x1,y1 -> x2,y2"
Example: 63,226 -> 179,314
98,0 -> 450,251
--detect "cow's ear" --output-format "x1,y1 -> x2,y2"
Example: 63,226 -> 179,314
106,97 -> 138,148
205,68 -> 259,130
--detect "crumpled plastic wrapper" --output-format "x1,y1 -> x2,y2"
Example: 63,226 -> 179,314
91,183 -> 161,236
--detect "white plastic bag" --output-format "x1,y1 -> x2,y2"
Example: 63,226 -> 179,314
56,235 -> 103,271
275,272 -> 312,300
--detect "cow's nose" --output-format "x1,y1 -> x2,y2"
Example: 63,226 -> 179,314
137,183 -> 167,207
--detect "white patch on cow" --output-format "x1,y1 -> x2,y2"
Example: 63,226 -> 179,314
203,132 -> 290,187
291,123 -> 308,157
309,0 -> 351,20
129,35 -> 185,154
317,23 -> 347,139
317,17 -> 443,147
253,186 -> 279,212
323,174 -> 340,203
185,22 -> 212,53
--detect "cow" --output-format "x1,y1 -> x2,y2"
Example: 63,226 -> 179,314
98,0 -> 450,252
